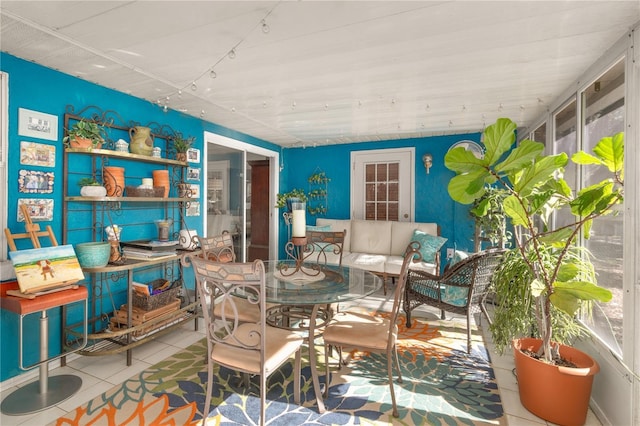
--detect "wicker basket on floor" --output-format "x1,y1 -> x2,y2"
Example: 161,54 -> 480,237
132,280 -> 181,311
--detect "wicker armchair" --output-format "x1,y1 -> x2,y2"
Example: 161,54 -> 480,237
403,248 -> 506,353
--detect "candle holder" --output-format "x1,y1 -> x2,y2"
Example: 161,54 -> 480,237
278,236 -> 322,277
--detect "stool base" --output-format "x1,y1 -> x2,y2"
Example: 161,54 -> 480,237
1,374 -> 82,415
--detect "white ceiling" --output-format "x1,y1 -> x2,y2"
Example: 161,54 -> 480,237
1,1 -> 639,148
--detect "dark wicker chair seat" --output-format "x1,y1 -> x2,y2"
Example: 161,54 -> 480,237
403,248 -> 506,352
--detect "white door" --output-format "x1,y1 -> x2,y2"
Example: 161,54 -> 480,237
351,148 -> 414,221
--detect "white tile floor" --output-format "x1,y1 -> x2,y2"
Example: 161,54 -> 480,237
0,288 -> 603,426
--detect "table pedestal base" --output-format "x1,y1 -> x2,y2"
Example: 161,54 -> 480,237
1,374 -> 82,415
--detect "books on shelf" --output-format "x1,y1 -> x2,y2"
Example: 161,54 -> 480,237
122,248 -> 177,261
120,240 -> 179,251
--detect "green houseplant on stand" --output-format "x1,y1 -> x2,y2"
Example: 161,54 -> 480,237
172,134 -> 195,162
78,177 -> 107,197
63,118 -> 105,150
445,118 -> 624,425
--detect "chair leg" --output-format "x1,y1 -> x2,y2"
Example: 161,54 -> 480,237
259,372 -> 266,426
387,348 -> 399,417
294,350 -> 301,404
440,309 -> 446,320
203,356 -> 214,419
324,343 -> 330,398
466,311 -> 472,354
393,346 -> 403,384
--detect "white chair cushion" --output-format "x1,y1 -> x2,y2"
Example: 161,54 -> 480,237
212,323 -> 304,375
323,311 -> 397,351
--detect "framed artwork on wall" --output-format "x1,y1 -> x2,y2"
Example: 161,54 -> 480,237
17,198 -> 54,222
189,184 -> 200,198
187,167 -> 200,181
20,141 -> 56,167
187,148 -> 200,163
18,108 -> 58,141
186,201 -> 200,217
18,170 -> 54,193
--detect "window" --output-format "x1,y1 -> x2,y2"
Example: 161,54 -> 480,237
580,60 -> 625,354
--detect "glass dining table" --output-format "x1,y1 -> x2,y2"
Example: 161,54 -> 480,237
258,260 -> 383,413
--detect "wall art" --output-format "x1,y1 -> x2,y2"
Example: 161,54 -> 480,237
186,201 -> 200,217
20,141 -> 56,167
18,170 -> 54,193
18,108 -> 58,141
187,148 -> 200,163
189,184 -> 200,198
187,167 -> 201,181
17,198 -> 54,222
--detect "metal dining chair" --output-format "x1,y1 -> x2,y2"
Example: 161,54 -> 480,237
186,255 -> 304,426
322,242 -> 419,418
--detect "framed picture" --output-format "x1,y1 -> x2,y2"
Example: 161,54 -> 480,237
18,108 -> 58,141
18,170 -> 54,193
20,141 -> 56,167
187,167 -> 200,181
186,201 -> 200,217
17,198 -> 54,222
186,148 -> 200,163
189,184 -> 200,198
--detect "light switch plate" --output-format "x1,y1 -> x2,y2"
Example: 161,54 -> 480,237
446,248 -> 454,259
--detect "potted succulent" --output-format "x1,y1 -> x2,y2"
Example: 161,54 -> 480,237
172,134 -> 195,162
445,117 -> 624,425
63,118 -> 105,149
78,177 -> 107,197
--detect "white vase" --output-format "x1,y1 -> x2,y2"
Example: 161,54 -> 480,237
80,185 -> 107,197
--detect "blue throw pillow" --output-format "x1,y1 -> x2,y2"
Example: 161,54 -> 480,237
410,229 -> 447,263
306,225 -> 331,232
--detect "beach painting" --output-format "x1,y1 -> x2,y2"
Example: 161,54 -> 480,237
9,245 -> 85,293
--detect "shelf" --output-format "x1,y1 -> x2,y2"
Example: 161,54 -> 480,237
65,147 -> 188,167
70,301 -> 198,357
65,196 -> 194,202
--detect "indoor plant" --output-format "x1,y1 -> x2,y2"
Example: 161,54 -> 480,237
275,188 -> 307,212
77,177 -> 107,197
63,118 -> 105,149
172,134 -> 195,161
445,117 -> 624,424
470,185 -> 511,250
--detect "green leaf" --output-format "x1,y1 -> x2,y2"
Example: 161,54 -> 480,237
503,195 -> 528,226
495,139 -> 544,174
538,227 -> 574,246
550,291 -> 581,316
513,153 -> 568,196
593,132 -> 624,173
570,181 -> 613,217
444,148 -> 486,174
530,278 -> 546,298
572,151 -> 603,166
482,118 -> 517,165
554,281 -> 613,302
447,169 -> 487,204
470,197 -> 490,217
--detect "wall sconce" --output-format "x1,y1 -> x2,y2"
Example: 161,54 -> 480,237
422,153 -> 433,174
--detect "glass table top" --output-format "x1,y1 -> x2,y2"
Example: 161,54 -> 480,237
259,260 -> 383,305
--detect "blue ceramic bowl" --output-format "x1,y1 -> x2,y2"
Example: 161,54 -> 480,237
75,242 -> 110,268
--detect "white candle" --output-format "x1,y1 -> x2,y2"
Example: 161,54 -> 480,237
291,202 -> 306,238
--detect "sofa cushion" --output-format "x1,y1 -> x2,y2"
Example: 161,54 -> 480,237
343,252 -> 386,273
410,229 -> 447,263
385,255 -> 438,276
306,224 -> 331,232
350,220 -> 392,255
390,221 -> 440,256
316,218 -> 352,252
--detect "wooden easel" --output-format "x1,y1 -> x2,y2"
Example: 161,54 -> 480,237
4,204 -> 77,298
5,204 -> 58,251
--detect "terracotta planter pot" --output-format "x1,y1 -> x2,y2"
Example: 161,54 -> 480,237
152,170 -> 170,197
176,152 -> 188,162
103,166 -> 125,197
70,136 -> 102,150
513,337 -> 600,425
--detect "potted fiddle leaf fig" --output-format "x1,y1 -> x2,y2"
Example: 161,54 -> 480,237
445,117 -> 624,425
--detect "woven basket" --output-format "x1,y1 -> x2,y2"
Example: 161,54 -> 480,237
125,186 -> 165,198
132,280 -> 181,311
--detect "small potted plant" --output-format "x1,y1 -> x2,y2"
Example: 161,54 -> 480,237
63,118 -> 105,150
275,188 -> 307,212
78,177 -> 107,197
173,134 -> 195,162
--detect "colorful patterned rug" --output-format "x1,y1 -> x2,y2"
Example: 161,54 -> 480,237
52,314 -> 505,425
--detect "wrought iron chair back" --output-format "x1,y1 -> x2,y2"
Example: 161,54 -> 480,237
304,230 -> 347,266
185,255 -> 303,425
403,247 -> 506,352
196,231 -> 235,263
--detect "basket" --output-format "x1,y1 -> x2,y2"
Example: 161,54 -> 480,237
125,186 -> 165,198
132,279 -> 181,311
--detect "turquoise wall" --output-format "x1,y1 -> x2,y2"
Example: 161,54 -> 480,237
1,51 -> 479,382
279,135 -> 482,256
0,52 -> 278,382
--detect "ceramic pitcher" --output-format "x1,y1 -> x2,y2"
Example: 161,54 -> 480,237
129,126 -> 154,156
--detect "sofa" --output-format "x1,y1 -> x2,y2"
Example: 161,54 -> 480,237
313,218 -> 444,289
